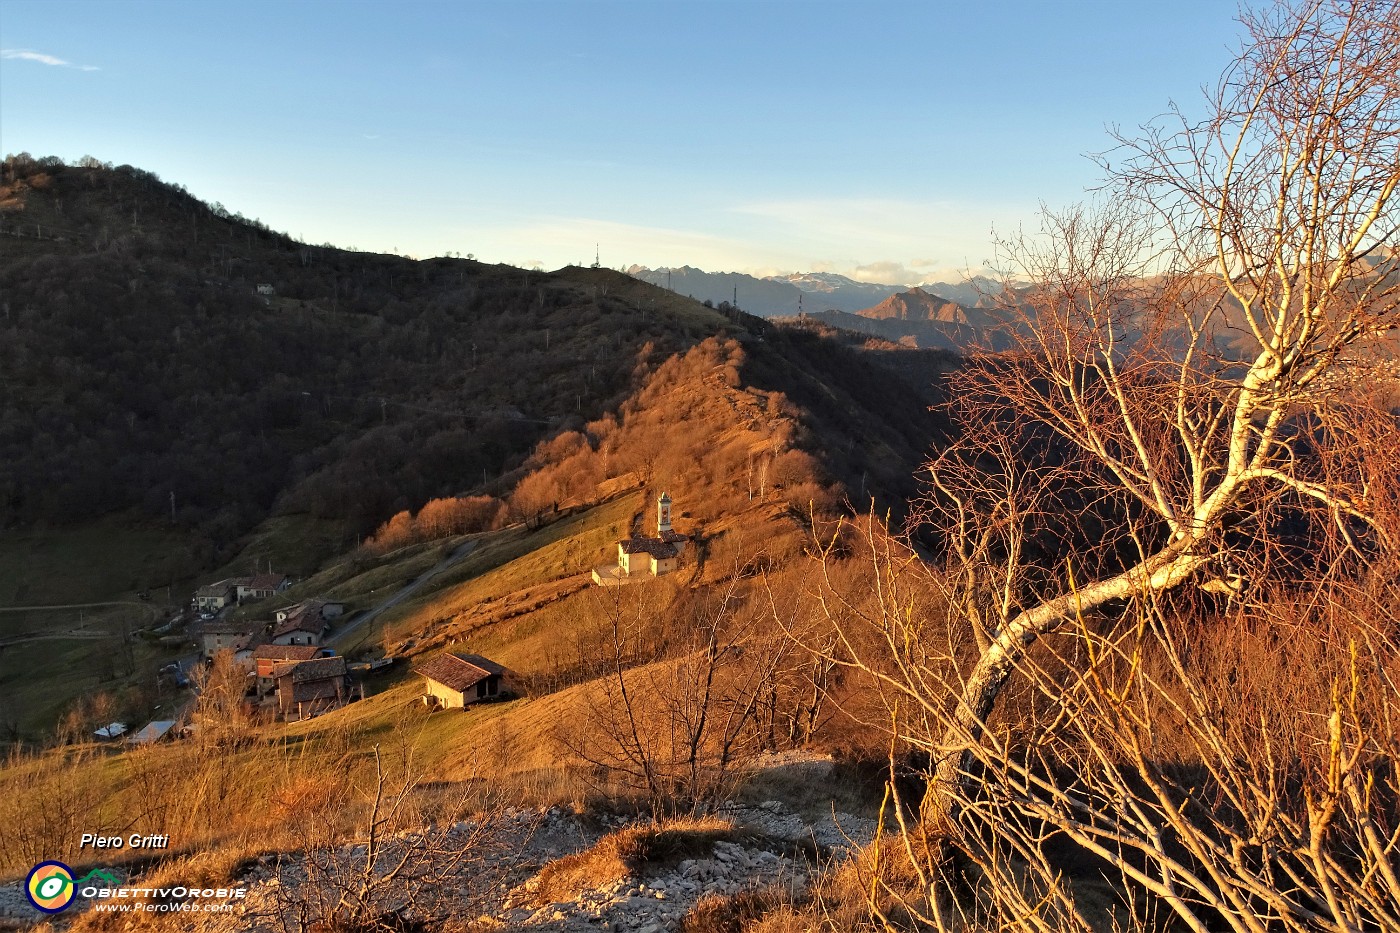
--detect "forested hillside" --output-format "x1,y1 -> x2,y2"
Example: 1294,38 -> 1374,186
0,158 -> 730,550
0,155 -> 948,571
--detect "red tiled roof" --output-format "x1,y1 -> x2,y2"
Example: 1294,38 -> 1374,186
415,653 -> 504,693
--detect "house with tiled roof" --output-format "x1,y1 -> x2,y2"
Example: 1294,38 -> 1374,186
234,573 -> 291,603
273,655 -> 350,720
254,644 -> 323,696
191,618 -> 266,659
194,580 -> 238,612
593,493 -> 690,585
270,599 -> 344,646
415,653 -> 508,709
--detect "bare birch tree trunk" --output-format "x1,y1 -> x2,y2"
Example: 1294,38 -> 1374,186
925,0 -> 1400,813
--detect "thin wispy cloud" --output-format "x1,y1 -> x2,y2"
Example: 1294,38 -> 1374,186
1,48 -> 100,71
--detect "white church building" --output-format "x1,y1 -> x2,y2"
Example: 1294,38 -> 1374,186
593,493 -> 690,586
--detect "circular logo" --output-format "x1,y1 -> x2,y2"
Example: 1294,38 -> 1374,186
25,861 -> 76,913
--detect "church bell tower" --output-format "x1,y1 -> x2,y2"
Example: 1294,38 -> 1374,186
657,493 -> 673,536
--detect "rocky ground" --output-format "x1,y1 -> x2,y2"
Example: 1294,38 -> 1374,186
227,798 -> 874,933
0,769 -> 877,932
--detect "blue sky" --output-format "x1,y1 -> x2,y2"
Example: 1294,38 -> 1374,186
1,1 -> 1242,283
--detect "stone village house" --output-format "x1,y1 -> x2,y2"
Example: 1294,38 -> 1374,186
270,599 -> 344,646
272,655 -> 350,720
415,653 -> 508,709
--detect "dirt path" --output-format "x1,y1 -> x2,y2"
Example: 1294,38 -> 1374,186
329,539 -> 480,650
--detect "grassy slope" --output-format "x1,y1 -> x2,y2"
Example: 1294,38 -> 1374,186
375,494 -> 641,652
209,512 -> 357,582
0,518 -> 198,607
0,519 -> 203,737
0,493 -> 667,876
0,241 -> 945,891
0,347 -> 829,867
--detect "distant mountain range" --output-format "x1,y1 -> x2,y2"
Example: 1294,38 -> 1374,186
626,266 -> 809,316
625,265 -> 1003,318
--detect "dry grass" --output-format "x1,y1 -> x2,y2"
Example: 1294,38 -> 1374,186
531,815 -> 738,906
383,494 -> 640,638
681,884 -> 803,933
794,834 -> 930,933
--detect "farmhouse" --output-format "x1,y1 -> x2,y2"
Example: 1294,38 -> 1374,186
194,580 -> 237,612
415,653 -> 508,709
253,644 -> 323,696
270,599 -> 343,646
191,618 -> 265,659
593,493 -> 690,585
233,573 -> 291,603
272,655 -> 350,720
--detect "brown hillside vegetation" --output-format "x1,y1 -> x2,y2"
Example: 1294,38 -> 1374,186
0,305 -> 933,881
0,156 -> 727,557
365,338 -> 863,783
508,337 -> 837,524
7,3 -> 1400,931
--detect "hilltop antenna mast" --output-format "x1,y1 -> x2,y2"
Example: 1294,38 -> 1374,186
591,244 -> 600,269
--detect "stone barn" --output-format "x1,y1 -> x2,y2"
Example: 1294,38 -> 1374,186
415,653 -> 508,709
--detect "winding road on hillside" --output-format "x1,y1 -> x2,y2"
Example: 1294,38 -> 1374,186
329,538 -> 479,649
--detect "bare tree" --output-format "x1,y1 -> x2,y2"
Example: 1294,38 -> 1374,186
191,649 -> 257,747
802,0 -> 1400,923
563,571 -> 802,815
268,736 -> 517,933
920,0 -> 1400,803
806,522 -> 1400,931
866,584 -> 1400,932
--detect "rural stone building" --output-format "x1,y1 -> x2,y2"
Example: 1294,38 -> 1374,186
234,573 -> 291,603
254,644 -> 323,697
273,655 -> 350,720
270,599 -> 343,646
415,653 -> 508,709
192,618 -> 265,659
